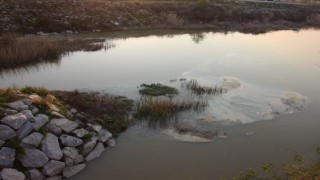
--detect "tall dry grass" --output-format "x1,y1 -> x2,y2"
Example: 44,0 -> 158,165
0,34 -> 61,68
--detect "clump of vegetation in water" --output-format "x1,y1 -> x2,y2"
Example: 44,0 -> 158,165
135,97 -> 207,121
139,83 -> 178,96
226,147 -> 320,180
184,80 -> 222,95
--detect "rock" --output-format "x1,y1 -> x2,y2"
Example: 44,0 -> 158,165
16,120 -> 33,139
21,132 -> 44,148
4,109 -> 17,115
19,149 -> 49,168
60,121 -> 78,133
65,158 -> 73,167
33,114 -> 49,131
0,125 -> 16,140
89,124 -> 102,133
70,108 -> 77,114
98,130 -> 112,143
41,133 -> 62,160
0,168 -> 25,180
19,105 -> 29,111
45,123 -> 62,135
28,169 -> 45,180
50,111 -> 65,118
62,147 -> 84,165
50,118 -> 69,127
21,110 -> 35,121
0,140 -> 4,148
107,138 -> 116,147
42,160 -> 65,176
1,113 -> 27,130
8,101 -> 25,110
85,143 -> 105,162
72,128 -> 88,138
45,176 -> 61,180
0,147 -> 15,168
81,141 -> 96,156
62,164 -> 86,178
59,134 -> 83,147
31,107 -> 39,115
22,99 -> 33,106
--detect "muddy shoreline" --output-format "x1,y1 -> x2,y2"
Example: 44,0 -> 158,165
1,0 -> 319,35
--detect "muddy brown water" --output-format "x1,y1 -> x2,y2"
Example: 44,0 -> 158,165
1,29 -> 320,179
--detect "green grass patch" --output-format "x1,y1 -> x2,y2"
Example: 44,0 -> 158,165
20,86 -> 49,96
104,117 -> 129,137
139,83 -> 178,96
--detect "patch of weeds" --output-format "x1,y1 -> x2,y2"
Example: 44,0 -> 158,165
139,83 -> 178,96
184,80 -> 221,95
82,133 -> 94,143
38,126 -> 49,135
104,117 -> 129,137
0,88 -> 21,106
5,137 -> 25,158
20,86 -> 49,96
135,97 -> 207,121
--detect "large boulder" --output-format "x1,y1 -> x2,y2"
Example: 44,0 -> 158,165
0,125 -> 16,140
28,169 -> 45,180
98,130 -> 112,143
19,149 -> 49,168
72,128 -> 88,138
21,132 -> 44,148
85,143 -> 105,162
62,164 -> 86,178
59,134 -> 83,147
41,133 -> 62,160
33,114 -> 49,131
0,168 -> 25,180
62,147 -> 84,165
81,141 -> 96,156
0,147 -> 15,168
21,110 -> 35,121
51,118 -> 78,133
45,123 -> 62,135
8,100 -> 25,110
16,120 -> 33,139
42,160 -> 65,176
1,113 -> 27,130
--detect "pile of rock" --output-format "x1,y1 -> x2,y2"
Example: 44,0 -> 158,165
0,94 -> 115,180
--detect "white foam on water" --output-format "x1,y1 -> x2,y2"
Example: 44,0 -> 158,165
162,129 -> 213,143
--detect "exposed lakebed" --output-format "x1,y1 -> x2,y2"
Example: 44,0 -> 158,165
1,29 -> 320,179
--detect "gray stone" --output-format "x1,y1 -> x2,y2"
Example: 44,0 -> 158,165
85,143 -> 105,162
42,160 -> 65,176
8,101 -> 25,110
70,108 -> 77,114
62,164 -> 86,178
45,176 -> 61,180
45,123 -> 61,135
0,168 -> 25,180
60,121 -> 78,133
50,118 -> 69,127
28,169 -> 45,180
0,140 -> 4,148
1,113 -> 27,130
21,132 -> 44,148
0,125 -> 16,140
19,149 -> 49,168
41,133 -> 62,160
16,120 -> 33,139
107,138 -> 116,147
50,112 -> 65,118
81,141 -> 96,156
4,109 -> 17,115
21,110 -> 35,121
72,128 -> 88,138
62,147 -> 84,165
98,130 -> 112,143
33,114 -> 49,131
91,124 -> 102,133
60,134 -> 83,147
65,158 -> 73,167
19,105 -> 29,111
0,147 -> 15,168
22,99 -> 33,106
31,107 -> 39,115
